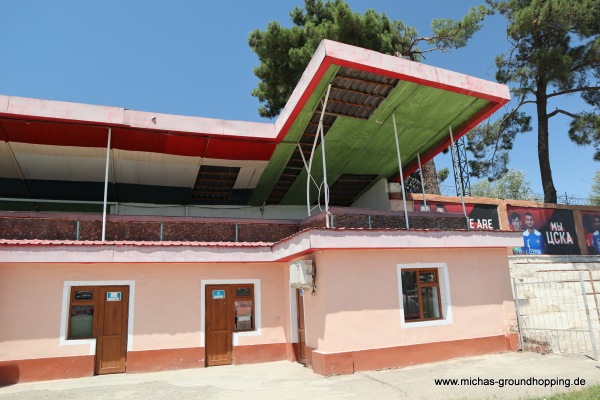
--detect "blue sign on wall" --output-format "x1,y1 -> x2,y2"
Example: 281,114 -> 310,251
106,292 -> 121,302
212,290 -> 226,299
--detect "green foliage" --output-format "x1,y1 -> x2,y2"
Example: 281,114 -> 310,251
589,170 -> 600,205
249,0 -> 491,118
437,167 -> 450,184
467,111 -> 531,180
569,90 -> 600,159
467,0 -> 600,203
528,385 -> 600,400
470,168 -> 540,200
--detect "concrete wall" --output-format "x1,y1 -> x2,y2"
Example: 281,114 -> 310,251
351,178 -> 390,211
307,248 -> 516,352
509,255 -> 600,358
299,248 -> 518,374
0,262 -> 289,362
112,204 -> 309,220
0,245 -> 521,381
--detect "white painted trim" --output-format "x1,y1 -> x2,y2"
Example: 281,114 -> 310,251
60,280 -> 135,355
1,230 -> 523,264
200,279 -> 261,347
397,263 -> 453,329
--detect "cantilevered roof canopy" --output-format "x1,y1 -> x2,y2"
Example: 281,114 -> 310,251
0,40 -> 509,207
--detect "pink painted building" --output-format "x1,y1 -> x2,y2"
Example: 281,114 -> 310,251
0,40 -> 521,383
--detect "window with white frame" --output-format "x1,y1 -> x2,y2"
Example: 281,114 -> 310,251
397,263 -> 453,328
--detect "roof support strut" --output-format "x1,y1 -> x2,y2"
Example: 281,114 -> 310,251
5,141 -> 32,198
306,85 -> 332,227
417,153 -> 427,210
101,128 -> 112,242
449,126 -> 468,227
392,114 -> 409,229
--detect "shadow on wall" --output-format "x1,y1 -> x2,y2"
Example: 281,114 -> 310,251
0,364 -> 20,386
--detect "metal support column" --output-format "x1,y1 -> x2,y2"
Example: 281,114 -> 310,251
306,85 -> 332,228
417,153 -> 427,209
580,271 -> 598,360
452,136 -> 472,197
512,277 -> 524,351
101,128 -> 111,242
449,126 -> 468,227
5,141 -> 32,198
392,114 -> 409,229
320,94 -> 331,228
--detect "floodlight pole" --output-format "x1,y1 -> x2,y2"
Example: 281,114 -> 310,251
417,153 -> 427,209
449,126 -> 468,228
392,114 -> 410,229
101,128 -> 111,242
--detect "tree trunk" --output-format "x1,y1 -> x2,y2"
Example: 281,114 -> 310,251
421,159 -> 440,195
536,84 -> 557,203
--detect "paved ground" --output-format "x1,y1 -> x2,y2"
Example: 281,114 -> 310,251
1,352 -> 599,399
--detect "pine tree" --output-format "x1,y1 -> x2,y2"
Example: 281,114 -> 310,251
468,0 -> 600,203
249,0 -> 491,194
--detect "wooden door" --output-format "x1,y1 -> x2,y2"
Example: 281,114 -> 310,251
205,285 -> 233,366
297,289 -> 306,365
95,286 -> 129,375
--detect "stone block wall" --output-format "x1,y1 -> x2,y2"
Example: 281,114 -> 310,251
299,209 -> 466,231
0,214 -> 299,243
1,208 -> 471,243
509,256 -> 600,358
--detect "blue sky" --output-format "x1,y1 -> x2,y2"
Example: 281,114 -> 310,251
1,0 -> 596,199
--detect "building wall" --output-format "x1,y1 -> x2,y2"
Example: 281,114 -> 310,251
0,261 -> 290,381
302,248 -> 518,375
351,178 -> 390,210
0,246 -> 519,381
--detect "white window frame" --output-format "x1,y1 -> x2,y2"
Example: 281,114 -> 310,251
59,280 -> 136,354
397,263 -> 453,329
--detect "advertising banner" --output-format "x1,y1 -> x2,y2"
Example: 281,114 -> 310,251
580,211 -> 600,254
415,201 -> 500,230
506,207 -> 580,255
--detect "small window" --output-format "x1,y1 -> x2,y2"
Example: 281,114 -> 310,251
233,285 -> 254,332
74,290 -> 94,300
235,287 -> 252,297
401,269 -> 442,322
70,305 -> 94,338
68,286 -> 97,340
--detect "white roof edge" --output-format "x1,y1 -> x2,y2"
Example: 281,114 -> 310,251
0,40 -> 510,142
122,109 -> 276,139
0,94 -> 276,139
269,229 -> 522,260
1,95 -> 125,125
0,229 -> 522,263
320,39 -> 511,102
274,40 -> 328,134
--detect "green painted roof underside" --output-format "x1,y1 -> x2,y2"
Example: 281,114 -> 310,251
250,65 -> 490,206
